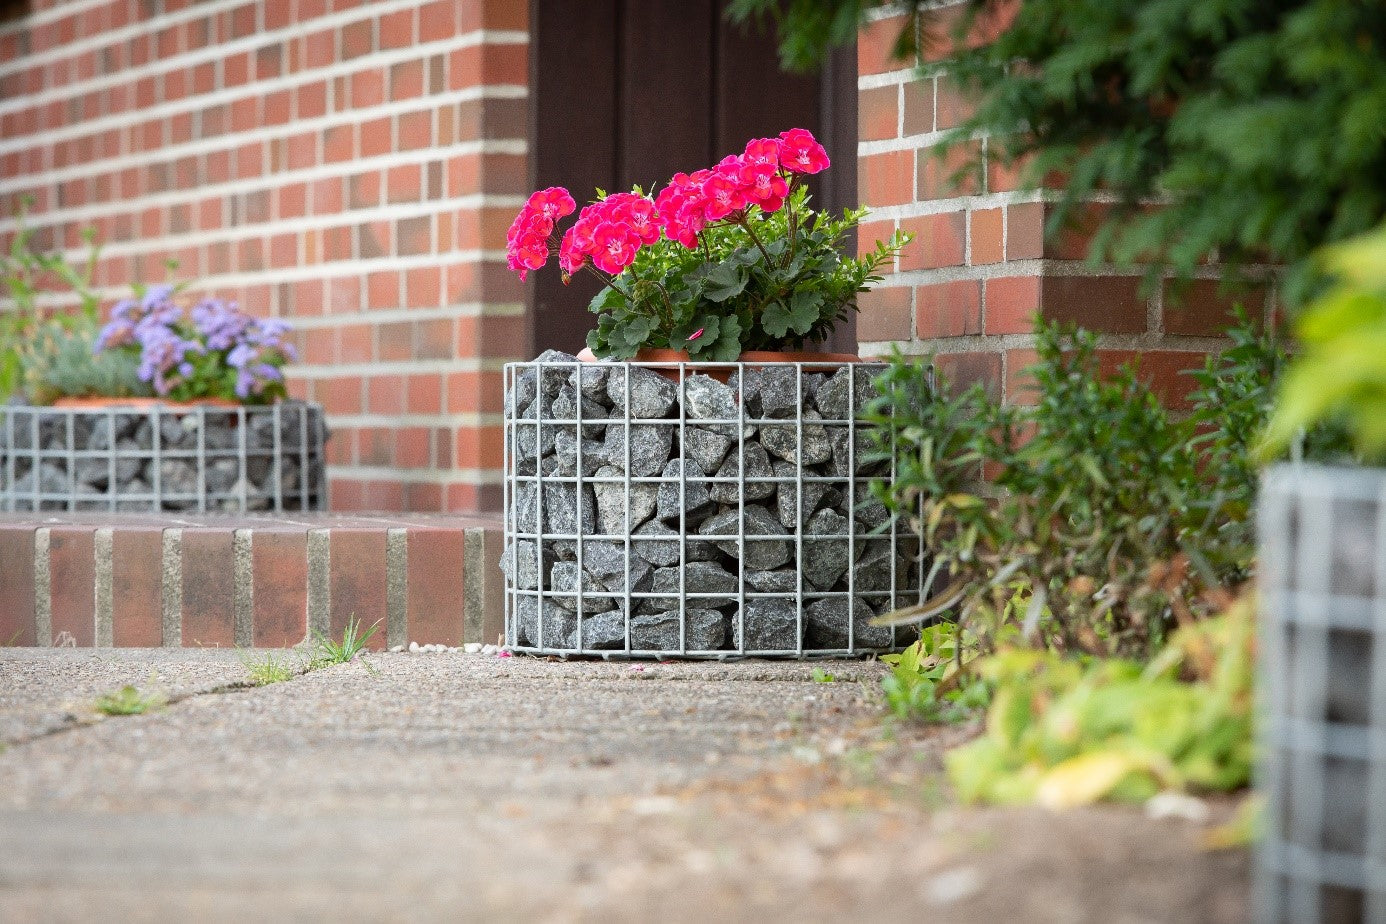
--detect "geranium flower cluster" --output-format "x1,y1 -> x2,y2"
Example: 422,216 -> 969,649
96,286 -> 296,402
504,127 -> 830,282
505,186 -> 576,280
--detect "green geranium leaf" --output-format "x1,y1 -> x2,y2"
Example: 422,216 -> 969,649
704,262 -> 749,302
672,316 -> 720,354
761,290 -> 822,339
701,315 -> 744,362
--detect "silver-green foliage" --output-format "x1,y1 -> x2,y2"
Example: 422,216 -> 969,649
29,321 -> 152,404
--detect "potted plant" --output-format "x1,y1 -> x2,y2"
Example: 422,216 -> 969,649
506,127 -> 906,364
500,130 -> 920,657
1,272 -> 327,512
88,284 -> 296,407
1256,226 -> 1386,920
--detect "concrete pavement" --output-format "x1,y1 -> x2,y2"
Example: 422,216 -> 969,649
0,649 -> 1248,922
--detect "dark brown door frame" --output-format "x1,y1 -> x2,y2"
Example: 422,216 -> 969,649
525,0 -> 858,357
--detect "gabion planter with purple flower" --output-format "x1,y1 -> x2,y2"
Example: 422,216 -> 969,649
0,289 -> 327,513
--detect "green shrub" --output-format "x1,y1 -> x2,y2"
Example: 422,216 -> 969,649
864,316 -> 1317,660
880,621 -> 991,723
731,0 -> 1386,305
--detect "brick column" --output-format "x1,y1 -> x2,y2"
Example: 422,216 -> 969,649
0,0 -> 527,513
853,7 -> 1261,405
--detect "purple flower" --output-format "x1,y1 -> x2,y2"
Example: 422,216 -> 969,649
94,290 -> 296,402
192,298 -> 254,351
227,343 -> 256,369
94,297 -> 145,352
234,369 -> 255,399
135,324 -> 203,396
140,284 -> 175,311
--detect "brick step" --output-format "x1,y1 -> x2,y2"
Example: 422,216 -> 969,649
0,514 -> 503,650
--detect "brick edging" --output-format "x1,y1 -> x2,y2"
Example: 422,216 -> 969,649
0,514 -> 502,648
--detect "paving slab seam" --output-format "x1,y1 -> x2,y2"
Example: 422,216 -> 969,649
2,681 -> 254,750
0,659 -> 362,751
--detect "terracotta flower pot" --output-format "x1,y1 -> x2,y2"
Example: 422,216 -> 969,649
51,396 -> 244,410
738,350 -> 861,368
577,346 -> 860,383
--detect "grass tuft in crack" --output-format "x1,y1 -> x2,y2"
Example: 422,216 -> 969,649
93,685 -> 165,716
311,615 -> 380,669
240,650 -> 298,686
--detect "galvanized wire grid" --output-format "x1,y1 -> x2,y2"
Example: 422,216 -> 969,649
1257,464 -> 1386,923
0,403 -> 327,513
502,358 -> 930,659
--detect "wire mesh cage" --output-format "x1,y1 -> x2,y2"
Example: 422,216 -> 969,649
501,351 -> 931,659
0,401 -> 328,513
1257,464 -> 1386,922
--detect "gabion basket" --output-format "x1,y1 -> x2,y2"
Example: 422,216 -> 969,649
501,350 -> 929,659
1257,464 -> 1386,922
0,401 -> 328,513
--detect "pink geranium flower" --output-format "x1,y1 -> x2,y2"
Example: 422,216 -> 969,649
741,161 -> 789,213
655,182 -> 706,248
777,127 -> 830,174
508,230 -> 549,281
743,137 -> 780,167
610,193 -> 662,245
527,186 -> 576,220
504,188 -> 573,280
702,167 -> 747,220
591,221 -> 642,274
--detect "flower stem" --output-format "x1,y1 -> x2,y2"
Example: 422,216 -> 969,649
738,214 -> 776,267
785,175 -> 799,267
583,264 -> 633,302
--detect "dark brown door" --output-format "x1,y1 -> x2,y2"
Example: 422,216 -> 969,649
527,0 -> 858,356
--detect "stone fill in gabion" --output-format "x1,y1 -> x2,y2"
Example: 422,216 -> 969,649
502,351 -> 926,658
0,402 -> 328,512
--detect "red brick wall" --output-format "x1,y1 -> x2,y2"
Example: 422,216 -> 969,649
0,0 -> 528,513
854,7 -> 1265,406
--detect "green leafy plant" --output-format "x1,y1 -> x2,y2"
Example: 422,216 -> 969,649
880,621 -> 989,723
865,315 -> 1323,659
93,684 -> 166,716
586,186 -> 907,360
240,650 -> 298,686
0,204 -> 103,402
946,597 -> 1255,806
311,615 -> 380,668
731,0 -> 1386,306
1264,223 -> 1386,461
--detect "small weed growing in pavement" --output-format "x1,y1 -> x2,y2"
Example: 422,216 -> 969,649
93,685 -> 165,716
880,623 -> 988,724
240,650 -> 297,686
311,615 -> 380,668
810,667 -> 837,683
